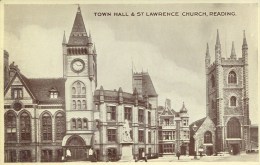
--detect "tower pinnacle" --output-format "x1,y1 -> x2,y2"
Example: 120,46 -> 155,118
206,43 -> 210,58
62,31 -> 67,44
242,30 -> 248,49
230,41 -> 236,59
216,29 -> 220,46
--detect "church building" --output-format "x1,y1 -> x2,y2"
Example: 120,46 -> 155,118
189,30 -> 251,156
4,6 -> 158,162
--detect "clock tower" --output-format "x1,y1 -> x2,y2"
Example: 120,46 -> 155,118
62,6 -> 97,159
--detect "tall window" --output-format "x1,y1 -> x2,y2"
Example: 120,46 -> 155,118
77,100 -> 81,110
148,111 -> 151,125
230,96 -> 237,106
20,112 -> 31,141
211,75 -> 215,87
138,109 -> 144,123
183,119 -> 188,126
163,144 -> 173,153
55,113 -> 65,140
164,119 -> 170,126
163,131 -> 173,140
148,132 -> 151,143
77,119 -> 82,129
5,112 -> 17,141
138,130 -> 144,142
72,100 -> 76,109
124,107 -> 132,121
204,131 -> 212,143
42,113 -> 52,141
76,82 -> 81,94
107,129 -> 116,142
83,119 -> 88,129
72,87 -> 76,95
71,119 -> 76,130
228,71 -> 237,84
12,88 -> 23,99
227,117 -> 241,138
82,100 -> 86,109
107,106 -> 116,121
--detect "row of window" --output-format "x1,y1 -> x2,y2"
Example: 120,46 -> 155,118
72,100 -> 87,110
107,129 -> 152,143
210,71 -> 238,88
5,111 -> 66,142
71,118 -> 88,130
5,149 -> 63,162
162,119 -> 189,126
107,106 -> 151,124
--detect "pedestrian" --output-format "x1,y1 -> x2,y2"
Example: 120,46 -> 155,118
176,150 -> 181,160
142,151 -> 147,162
89,147 -> 93,162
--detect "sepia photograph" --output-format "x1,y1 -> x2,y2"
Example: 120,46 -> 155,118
1,0 -> 259,163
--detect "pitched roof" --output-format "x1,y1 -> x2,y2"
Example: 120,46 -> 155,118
189,117 -> 207,134
142,72 -> 158,97
68,6 -> 88,46
28,78 -> 66,104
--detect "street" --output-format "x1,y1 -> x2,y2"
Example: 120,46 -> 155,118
146,153 -> 259,162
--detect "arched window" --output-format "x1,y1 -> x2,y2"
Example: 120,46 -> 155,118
211,75 -> 215,87
204,131 -> 212,143
72,87 -> 76,95
72,100 -> 76,109
227,117 -> 241,138
83,119 -> 88,129
82,87 -> 86,94
82,100 -> 86,109
76,82 -> 81,94
42,113 -> 52,141
71,119 -> 76,130
77,100 -> 81,110
77,119 -> 82,129
55,113 -> 66,140
5,112 -> 17,141
71,81 -> 86,110
20,112 -> 31,141
228,71 -> 237,84
230,96 -> 236,106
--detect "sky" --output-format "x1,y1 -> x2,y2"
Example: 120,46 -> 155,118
4,3 -> 258,124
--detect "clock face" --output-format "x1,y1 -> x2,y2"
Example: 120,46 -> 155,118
71,59 -> 85,73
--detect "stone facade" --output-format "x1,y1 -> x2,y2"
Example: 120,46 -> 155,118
205,30 -> 250,154
158,99 -> 190,155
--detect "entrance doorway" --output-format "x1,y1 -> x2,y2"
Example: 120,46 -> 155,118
65,136 -> 87,161
181,146 -> 186,155
205,146 -> 213,155
230,144 -> 240,155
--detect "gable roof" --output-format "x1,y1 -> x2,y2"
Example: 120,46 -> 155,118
142,72 -> 158,97
4,71 -> 36,100
28,78 -> 66,104
189,117 -> 207,134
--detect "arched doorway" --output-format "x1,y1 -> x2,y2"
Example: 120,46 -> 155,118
66,135 -> 87,161
227,117 -> 241,155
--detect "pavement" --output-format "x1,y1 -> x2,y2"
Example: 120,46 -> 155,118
146,153 -> 259,162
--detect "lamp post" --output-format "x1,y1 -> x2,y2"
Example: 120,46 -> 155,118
192,124 -> 198,160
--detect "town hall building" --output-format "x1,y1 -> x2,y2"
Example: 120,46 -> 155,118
4,6 -> 159,162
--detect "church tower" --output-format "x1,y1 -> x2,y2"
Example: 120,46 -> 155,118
62,6 -> 97,159
205,30 -> 250,154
